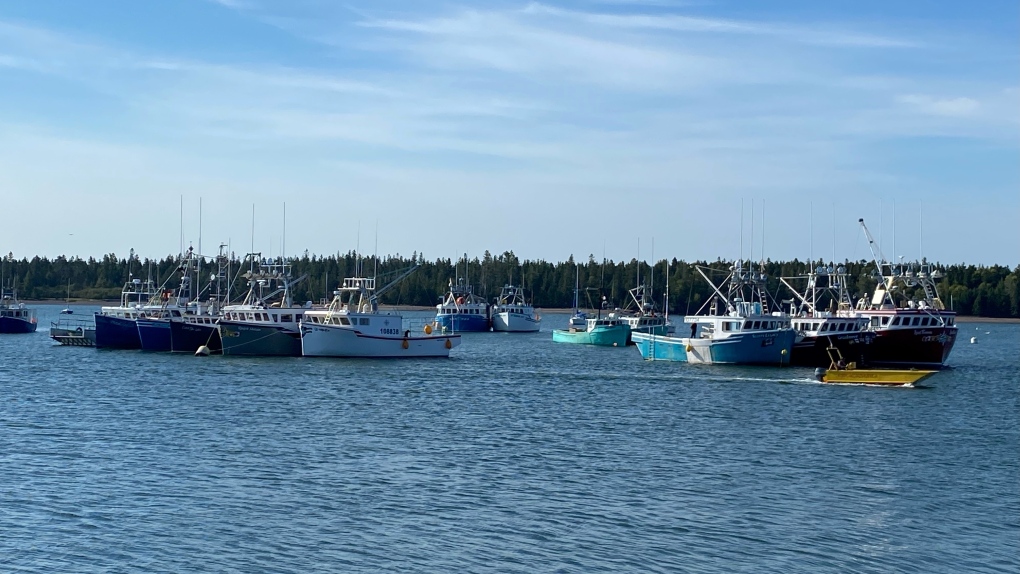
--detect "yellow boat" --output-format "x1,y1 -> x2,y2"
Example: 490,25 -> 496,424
814,339 -> 937,386
817,367 -> 936,386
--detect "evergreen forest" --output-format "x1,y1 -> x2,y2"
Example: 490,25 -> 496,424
2,250 -> 1018,318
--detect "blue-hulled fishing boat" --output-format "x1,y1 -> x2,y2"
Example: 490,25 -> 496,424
0,285 -> 37,334
633,261 -> 795,365
435,277 -> 490,332
94,276 -> 158,349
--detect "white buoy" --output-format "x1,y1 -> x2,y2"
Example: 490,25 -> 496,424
195,345 -> 211,356
970,337 -> 977,344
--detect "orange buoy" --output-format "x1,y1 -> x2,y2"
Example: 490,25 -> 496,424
445,338 -> 452,349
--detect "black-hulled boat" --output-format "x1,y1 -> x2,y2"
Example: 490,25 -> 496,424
781,264 -> 876,368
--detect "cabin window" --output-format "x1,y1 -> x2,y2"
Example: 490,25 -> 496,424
891,317 -> 900,326
722,322 -> 731,332
359,318 -> 370,325
910,317 -> 919,326
881,317 -> 890,326
948,318 -> 954,326
820,324 -> 828,332
281,314 -> 293,323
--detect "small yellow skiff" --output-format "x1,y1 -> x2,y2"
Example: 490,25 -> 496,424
815,338 -> 937,386
816,367 -> 936,386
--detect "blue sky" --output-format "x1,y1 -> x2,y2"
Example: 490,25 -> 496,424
1,0 -> 1017,265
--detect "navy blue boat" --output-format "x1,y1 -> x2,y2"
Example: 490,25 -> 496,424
94,277 -> 157,350
95,312 -> 143,349
137,317 -> 174,352
435,278 -> 490,332
170,318 -> 222,354
0,285 -> 38,334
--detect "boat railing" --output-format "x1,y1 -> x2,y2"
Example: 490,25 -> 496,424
51,315 -> 96,331
404,316 -> 447,335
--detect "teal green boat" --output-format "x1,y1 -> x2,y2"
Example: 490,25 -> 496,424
552,316 -> 630,347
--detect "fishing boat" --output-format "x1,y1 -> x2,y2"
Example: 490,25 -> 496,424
552,314 -> 630,347
94,276 -> 159,349
435,277 -> 490,332
490,284 -> 540,332
0,284 -> 37,334
551,273 -> 629,347
814,341 -> 936,386
217,255 -> 310,357
780,264 -> 875,368
301,267 -> 461,358
50,315 -> 96,346
632,261 -> 796,365
169,245 -> 232,354
135,248 -> 204,352
854,219 -> 958,368
618,284 -> 672,343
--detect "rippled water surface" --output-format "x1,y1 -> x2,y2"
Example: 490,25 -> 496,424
2,305 -> 1017,573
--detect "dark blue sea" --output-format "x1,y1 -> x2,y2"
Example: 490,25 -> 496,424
2,305 -> 1017,573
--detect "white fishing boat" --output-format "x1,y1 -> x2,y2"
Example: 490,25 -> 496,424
491,284 -> 540,332
301,267 -> 460,358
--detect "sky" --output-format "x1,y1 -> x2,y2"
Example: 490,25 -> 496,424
0,0 -> 1017,266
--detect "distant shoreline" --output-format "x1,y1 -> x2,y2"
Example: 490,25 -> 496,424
20,299 -> 1020,323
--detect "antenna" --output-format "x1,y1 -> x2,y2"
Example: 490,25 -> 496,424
893,199 -> 897,268
809,202 -> 814,265
374,219 -> 379,279
832,202 -> 836,265
179,194 -> 184,257
919,200 -> 923,261
250,204 -> 255,266
760,200 -> 765,263
356,220 -> 361,276
879,199 -> 883,256
282,202 -> 286,265
740,198 -> 744,263
750,199 -> 754,265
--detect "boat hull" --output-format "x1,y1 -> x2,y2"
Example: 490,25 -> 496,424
867,326 -> 957,368
0,317 -> 38,334
136,318 -> 172,352
491,312 -> 540,332
552,325 -> 629,347
434,313 -> 490,332
94,313 -> 141,349
821,369 -> 937,386
218,321 -> 301,357
170,321 -> 222,354
635,329 -> 797,365
790,331 -> 876,368
625,323 -> 672,345
301,323 -> 461,358
631,332 -> 688,361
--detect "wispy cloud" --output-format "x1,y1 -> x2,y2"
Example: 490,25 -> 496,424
897,94 -> 980,117
0,2 -> 1017,263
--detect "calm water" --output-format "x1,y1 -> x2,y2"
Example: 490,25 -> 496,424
1,304 -> 1017,573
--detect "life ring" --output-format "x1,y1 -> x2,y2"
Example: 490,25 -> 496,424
402,339 -> 409,350
445,338 -> 452,349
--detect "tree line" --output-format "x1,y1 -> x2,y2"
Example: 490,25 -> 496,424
2,250 -> 1018,318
